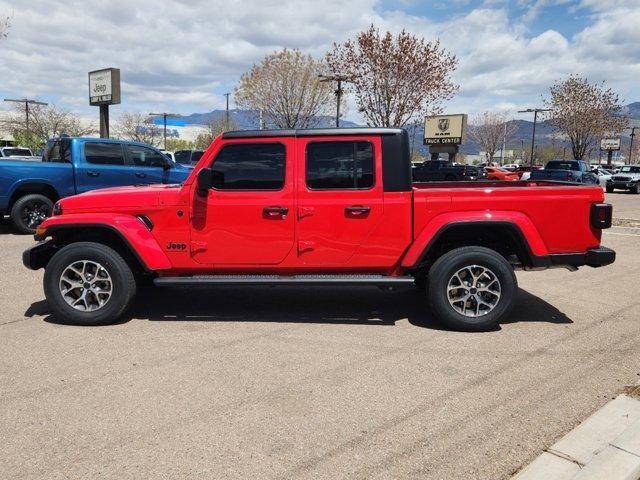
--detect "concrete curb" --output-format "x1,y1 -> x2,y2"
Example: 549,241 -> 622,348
513,394 -> 640,480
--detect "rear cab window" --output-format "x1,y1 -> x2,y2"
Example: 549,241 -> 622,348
306,141 -> 374,189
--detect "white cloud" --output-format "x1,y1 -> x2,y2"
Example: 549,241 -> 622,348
0,0 -> 638,122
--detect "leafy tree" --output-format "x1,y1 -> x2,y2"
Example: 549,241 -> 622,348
544,76 -> 628,160
0,13 -> 10,39
326,25 -> 458,127
193,117 -> 237,150
165,138 -> 194,151
235,49 -> 334,128
469,111 -> 517,163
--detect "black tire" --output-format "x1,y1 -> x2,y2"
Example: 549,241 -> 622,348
43,242 -> 136,326
427,246 -> 518,332
605,185 -> 614,193
632,183 -> 640,195
10,194 -> 53,234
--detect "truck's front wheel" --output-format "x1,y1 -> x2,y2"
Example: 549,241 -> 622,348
10,194 -> 53,234
43,242 -> 137,326
427,246 -> 517,331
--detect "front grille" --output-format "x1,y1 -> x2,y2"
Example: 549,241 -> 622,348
614,176 -> 631,182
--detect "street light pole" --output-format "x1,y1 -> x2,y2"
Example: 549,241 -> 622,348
627,126 -> 637,165
224,93 -> 230,130
518,108 -> 551,167
149,112 -> 177,150
318,74 -> 355,128
4,98 -> 48,138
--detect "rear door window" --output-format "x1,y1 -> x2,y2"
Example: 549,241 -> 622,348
84,142 -> 125,165
306,141 -> 374,190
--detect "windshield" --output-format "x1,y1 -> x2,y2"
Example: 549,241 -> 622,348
620,166 -> 640,173
546,161 -> 579,171
3,148 -> 32,156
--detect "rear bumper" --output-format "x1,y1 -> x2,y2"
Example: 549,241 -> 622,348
22,240 -> 57,270
549,246 -> 616,268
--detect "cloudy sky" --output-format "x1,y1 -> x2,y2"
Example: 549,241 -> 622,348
0,0 -> 639,122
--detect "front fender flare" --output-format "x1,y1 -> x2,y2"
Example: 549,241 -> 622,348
36,213 -> 172,271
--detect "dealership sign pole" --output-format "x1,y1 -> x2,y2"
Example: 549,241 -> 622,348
600,137 -> 621,165
88,68 -> 121,138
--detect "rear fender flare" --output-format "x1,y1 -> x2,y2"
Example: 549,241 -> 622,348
401,211 -> 548,268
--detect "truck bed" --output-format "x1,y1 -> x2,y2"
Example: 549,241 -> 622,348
411,180 -> 605,255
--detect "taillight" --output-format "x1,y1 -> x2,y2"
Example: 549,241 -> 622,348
590,203 -> 612,229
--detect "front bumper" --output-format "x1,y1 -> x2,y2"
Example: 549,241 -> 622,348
22,240 -> 57,270
608,182 -> 637,189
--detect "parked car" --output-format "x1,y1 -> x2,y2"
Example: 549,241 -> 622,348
502,163 -> 520,172
0,146 -> 40,161
412,160 -> 485,182
606,165 -> 640,194
530,160 -> 598,184
485,166 -> 519,181
24,127 -> 614,332
591,167 -> 613,186
0,137 -> 191,233
514,165 -> 543,180
174,149 -> 205,168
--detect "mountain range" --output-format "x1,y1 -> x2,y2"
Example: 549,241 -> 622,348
165,102 -> 640,155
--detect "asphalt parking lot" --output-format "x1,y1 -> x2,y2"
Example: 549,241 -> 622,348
1,193 -> 639,480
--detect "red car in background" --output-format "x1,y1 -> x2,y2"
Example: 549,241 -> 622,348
485,166 -> 519,181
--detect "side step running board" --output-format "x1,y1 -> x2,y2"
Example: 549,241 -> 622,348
154,274 -> 415,287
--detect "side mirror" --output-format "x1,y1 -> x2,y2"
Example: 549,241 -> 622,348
197,168 -> 213,195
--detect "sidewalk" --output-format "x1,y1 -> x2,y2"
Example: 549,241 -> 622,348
513,389 -> 640,480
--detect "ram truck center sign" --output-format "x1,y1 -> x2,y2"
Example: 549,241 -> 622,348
424,114 -> 467,145
88,68 -> 121,106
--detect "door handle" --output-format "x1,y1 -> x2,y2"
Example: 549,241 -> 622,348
263,206 -> 288,218
135,172 -> 147,178
86,171 -> 100,177
345,205 -> 371,215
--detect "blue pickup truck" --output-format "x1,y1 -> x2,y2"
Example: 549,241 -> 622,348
0,137 -> 191,233
529,160 -> 599,184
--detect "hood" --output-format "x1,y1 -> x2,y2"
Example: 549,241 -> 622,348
59,184 -> 182,213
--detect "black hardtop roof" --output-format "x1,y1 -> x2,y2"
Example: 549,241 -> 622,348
221,127 -> 405,139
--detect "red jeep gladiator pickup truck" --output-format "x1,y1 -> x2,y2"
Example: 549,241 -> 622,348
23,128 -> 615,331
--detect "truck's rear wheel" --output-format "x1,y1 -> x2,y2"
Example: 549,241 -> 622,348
427,246 -> 517,331
10,194 -> 53,234
43,242 -> 136,326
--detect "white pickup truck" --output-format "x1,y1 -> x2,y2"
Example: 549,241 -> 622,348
0,146 -> 40,161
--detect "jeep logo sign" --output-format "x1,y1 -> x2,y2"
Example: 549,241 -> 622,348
424,114 -> 467,145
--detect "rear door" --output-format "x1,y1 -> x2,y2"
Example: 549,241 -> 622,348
190,139 -> 295,265
75,141 -> 132,193
295,136 -> 383,266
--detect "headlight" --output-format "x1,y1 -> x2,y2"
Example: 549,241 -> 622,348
53,202 -> 62,215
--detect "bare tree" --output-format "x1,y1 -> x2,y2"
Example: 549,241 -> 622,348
326,25 -> 458,127
544,76 -> 628,160
0,13 -> 10,39
235,49 -> 334,129
113,112 -> 162,146
2,103 -> 95,150
469,111 -> 517,163
193,117 -> 238,150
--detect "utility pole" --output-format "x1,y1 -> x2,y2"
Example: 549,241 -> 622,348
149,112 -> 177,150
518,108 -> 551,167
4,98 -> 48,138
627,126 -> 637,165
500,122 -> 507,165
318,74 -> 355,128
224,93 -> 230,130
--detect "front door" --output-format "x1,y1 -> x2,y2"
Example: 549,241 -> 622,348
75,141 -> 136,193
190,139 -> 295,265
295,137 -> 384,266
